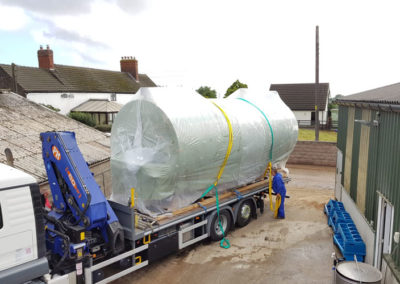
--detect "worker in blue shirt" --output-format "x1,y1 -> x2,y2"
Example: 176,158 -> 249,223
272,166 -> 286,219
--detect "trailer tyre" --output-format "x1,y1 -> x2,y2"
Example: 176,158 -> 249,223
237,200 -> 253,227
210,210 -> 232,241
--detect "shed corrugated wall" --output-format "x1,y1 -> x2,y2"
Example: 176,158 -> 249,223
349,108 -> 362,201
337,106 -> 348,186
339,104 -> 400,267
344,107 -> 355,193
365,110 -> 378,228
372,111 -> 400,265
356,109 -> 371,215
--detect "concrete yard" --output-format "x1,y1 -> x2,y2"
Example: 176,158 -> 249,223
114,164 -> 336,284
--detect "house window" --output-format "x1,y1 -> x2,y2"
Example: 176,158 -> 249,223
61,93 -> 74,99
110,93 -> 117,101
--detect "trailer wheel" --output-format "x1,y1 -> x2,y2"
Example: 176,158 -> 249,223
210,210 -> 232,241
237,200 -> 253,227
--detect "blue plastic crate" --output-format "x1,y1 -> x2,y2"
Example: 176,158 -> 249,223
329,200 -> 366,262
338,223 -> 366,255
325,199 -> 345,217
325,200 -> 346,228
331,210 -> 353,230
333,233 -> 343,247
333,233 -> 365,262
332,210 -> 352,223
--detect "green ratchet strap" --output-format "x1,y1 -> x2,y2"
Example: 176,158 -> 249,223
237,98 -> 280,216
237,98 -> 274,161
215,186 -> 230,249
237,98 -> 274,178
199,101 -> 233,249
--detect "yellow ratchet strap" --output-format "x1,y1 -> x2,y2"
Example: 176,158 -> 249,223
211,101 -> 233,186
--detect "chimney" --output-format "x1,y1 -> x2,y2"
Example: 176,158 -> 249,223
120,56 -> 139,81
38,45 -> 54,69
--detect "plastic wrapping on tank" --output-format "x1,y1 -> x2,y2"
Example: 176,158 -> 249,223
110,87 -> 298,216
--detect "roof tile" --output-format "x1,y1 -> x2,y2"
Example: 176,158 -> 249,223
338,82 -> 400,105
71,99 -> 122,113
270,83 -> 330,111
0,63 -> 156,94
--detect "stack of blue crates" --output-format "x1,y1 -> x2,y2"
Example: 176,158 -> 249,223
331,210 -> 352,233
324,199 -> 345,228
324,199 -> 366,261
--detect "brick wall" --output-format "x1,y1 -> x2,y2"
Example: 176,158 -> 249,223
287,141 -> 337,167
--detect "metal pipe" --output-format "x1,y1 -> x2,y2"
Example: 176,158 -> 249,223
315,26 -> 320,141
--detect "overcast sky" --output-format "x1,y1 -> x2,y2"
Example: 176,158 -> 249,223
1,0 -> 399,97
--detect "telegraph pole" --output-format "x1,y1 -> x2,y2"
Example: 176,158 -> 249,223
315,26 -> 320,141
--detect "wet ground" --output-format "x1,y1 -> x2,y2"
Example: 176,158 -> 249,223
113,164 -> 336,284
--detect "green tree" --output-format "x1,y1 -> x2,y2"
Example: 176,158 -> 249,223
68,112 -> 96,127
224,80 -> 248,98
329,94 -> 343,110
196,86 -> 217,99
95,124 -> 112,132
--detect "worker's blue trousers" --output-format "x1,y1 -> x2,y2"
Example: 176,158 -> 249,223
278,194 -> 285,218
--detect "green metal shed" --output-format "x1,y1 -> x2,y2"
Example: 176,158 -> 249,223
336,82 -> 400,281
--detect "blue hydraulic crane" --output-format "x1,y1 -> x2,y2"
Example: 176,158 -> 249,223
40,131 -> 124,274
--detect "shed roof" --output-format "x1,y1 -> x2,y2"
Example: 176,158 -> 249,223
0,91 -> 111,183
338,82 -> 400,105
0,63 -> 156,94
269,83 -> 330,111
71,99 -> 122,113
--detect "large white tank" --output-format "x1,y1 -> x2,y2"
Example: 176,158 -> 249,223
110,87 -> 298,215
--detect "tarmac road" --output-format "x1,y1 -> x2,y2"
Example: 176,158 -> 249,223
113,164 -> 336,284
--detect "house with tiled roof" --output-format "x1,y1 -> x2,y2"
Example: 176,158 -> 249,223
270,83 -> 330,126
0,46 -> 156,116
0,90 -> 112,196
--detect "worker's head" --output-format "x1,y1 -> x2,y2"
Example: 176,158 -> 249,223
271,165 -> 278,176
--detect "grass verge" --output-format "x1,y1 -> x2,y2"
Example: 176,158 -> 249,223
298,128 -> 337,142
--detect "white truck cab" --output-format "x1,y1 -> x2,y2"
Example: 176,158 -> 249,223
0,163 -> 49,283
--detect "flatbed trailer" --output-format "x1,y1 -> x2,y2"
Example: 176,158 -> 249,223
0,163 -> 287,284
62,178 -> 275,284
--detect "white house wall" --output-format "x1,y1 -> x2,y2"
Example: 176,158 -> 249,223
27,92 -> 135,115
293,110 -> 328,126
293,111 -> 310,121
117,93 -> 136,105
319,110 -> 328,124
